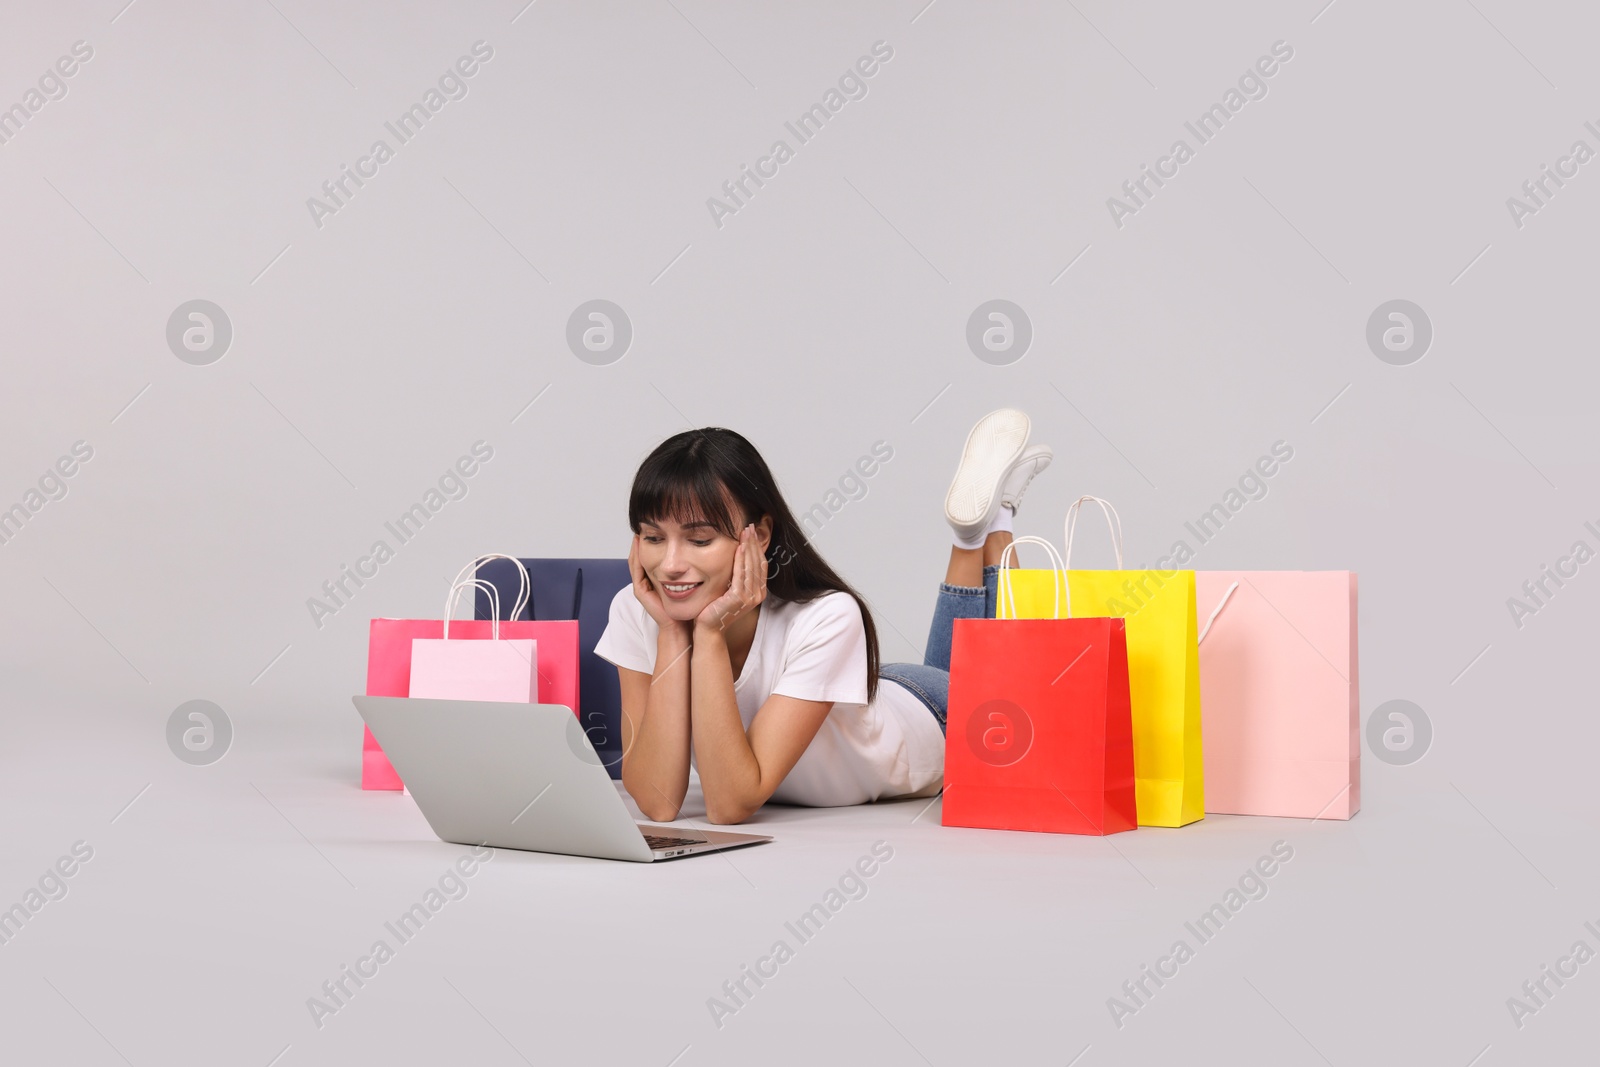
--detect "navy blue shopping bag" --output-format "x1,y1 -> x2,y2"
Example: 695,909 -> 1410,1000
475,558 -> 630,779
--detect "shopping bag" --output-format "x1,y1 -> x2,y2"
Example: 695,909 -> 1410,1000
361,556 -> 580,790
1195,571 -> 1359,819
473,557 -> 632,778
997,497 -> 1204,827
943,537 -> 1138,836
410,576 -> 539,703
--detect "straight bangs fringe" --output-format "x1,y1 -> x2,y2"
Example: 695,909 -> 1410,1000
629,454 -> 742,538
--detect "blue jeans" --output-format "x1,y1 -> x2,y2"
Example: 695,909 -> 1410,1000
877,565 -> 998,736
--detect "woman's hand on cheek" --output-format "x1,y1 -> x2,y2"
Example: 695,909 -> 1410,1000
696,525 -> 767,635
629,535 -> 688,635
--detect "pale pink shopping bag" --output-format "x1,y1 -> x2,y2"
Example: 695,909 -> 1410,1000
410,569 -> 538,701
1195,572 -> 1359,819
410,635 -> 538,702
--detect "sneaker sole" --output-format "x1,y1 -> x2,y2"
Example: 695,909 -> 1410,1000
944,409 -> 1030,537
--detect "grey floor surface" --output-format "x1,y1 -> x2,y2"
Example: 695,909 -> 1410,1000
3,700 -> 1589,1067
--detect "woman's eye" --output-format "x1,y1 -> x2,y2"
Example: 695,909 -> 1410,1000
642,535 -> 664,544
690,539 -> 713,547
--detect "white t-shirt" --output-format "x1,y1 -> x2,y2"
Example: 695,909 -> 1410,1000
593,587 -> 945,807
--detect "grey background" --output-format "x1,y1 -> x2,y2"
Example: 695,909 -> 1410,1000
2,0 -> 1595,1063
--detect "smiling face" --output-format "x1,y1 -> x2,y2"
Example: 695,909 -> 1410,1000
628,436 -> 779,623
635,513 -> 769,623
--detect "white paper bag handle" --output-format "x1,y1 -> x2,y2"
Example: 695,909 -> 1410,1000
1197,581 -> 1240,644
443,578 -> 505,640
1063,495 -> 1125,570
997,535 -> 1071,620
446,554 -> 532,623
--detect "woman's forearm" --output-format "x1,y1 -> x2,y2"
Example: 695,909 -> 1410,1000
622,629 -> 694,820
689,630 -> 765,823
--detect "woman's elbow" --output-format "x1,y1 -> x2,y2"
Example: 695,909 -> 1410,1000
624,779 -> 680,823
636,797 -> 681,822
704,798 -> 760,825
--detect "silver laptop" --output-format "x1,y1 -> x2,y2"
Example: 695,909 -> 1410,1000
352,695 -> 771,862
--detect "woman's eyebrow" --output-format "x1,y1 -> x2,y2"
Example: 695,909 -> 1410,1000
680,520 -> 716,531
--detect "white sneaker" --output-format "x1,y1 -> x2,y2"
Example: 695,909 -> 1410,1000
1000,445 -> 1053,515
944,409 -> 1031,542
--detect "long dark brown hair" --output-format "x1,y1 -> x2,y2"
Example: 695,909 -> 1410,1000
628,427 -> 882,702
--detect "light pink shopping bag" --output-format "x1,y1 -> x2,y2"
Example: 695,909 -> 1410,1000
1195,572 -> 1359,820
409,635 -> 537,702
409,572 -> 538,701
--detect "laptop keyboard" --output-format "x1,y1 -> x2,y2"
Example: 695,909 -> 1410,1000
643,834 -> 703,850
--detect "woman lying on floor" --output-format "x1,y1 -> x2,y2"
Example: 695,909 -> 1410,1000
593,409 -> 1053,824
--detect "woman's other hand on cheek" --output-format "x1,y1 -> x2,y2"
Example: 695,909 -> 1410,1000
696,525 -> 767,635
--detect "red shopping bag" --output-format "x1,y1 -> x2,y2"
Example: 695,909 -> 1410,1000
942,537 -> 1137,835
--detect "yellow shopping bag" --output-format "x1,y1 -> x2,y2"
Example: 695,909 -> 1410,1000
996,497 -> 1204,827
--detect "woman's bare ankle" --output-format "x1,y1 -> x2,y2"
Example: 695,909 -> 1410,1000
981,530 -> 1014,568
944,546 -> 984,588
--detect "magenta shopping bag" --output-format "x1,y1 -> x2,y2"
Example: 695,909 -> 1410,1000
361,557 -> 577,790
